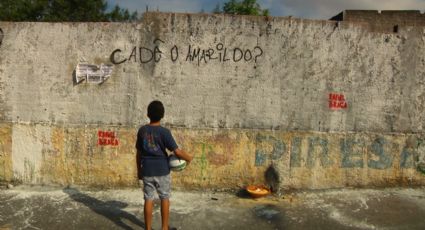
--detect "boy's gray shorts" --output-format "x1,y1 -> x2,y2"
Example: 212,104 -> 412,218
142,174 -> 171,200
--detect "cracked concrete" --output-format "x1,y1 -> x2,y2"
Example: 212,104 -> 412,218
0,186 -> 424,230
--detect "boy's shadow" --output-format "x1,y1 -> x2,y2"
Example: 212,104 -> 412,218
63,187 -> 145,230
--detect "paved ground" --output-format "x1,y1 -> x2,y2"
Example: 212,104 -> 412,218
0,185 -> 424,230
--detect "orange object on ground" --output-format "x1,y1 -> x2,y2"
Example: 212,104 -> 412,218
246,185 -> 270,198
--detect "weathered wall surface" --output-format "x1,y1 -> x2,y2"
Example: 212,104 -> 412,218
0,124 -> 12,182
2,124 -> 425,189
0,12 -> 424,189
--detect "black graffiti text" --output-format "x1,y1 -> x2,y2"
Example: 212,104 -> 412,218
110,39 -> 164,65
110,38 -> 264,66
185,43 -> 263,65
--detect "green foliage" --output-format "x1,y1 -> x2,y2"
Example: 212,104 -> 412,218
418,163 -> 425,174
213,3 -> 221,14
220,0 -> 269,16
43,0 -> 108,22
0,0 -> 139,22
0,0 -> 47,21
107,5 -> 138,22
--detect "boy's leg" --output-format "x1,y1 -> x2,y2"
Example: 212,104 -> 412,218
156,174 -> 171,230
142,177 -> 157,230
144,199 -> 154,230
161,198 -> 170,230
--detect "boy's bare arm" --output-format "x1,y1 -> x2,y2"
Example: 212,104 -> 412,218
174,148 -> 193,163
136,149 -> 142,179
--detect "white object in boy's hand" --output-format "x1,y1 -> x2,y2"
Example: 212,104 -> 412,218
169,155 -> 187,171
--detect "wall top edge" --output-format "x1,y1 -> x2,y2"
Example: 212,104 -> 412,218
142,11 -> 343,24
0,11 -> 344,26
0,11 -> 423,32
343,9 -> 423,14
0,10 -> 424,26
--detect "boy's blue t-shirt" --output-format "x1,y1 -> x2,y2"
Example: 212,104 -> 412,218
136,125 -> 178,177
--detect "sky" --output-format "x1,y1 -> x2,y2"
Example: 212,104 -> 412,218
106,0 -> 425,20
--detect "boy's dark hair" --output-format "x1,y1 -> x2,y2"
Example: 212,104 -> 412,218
147,100 -> 164,122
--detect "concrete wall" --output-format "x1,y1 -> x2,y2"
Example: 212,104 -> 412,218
0,12 -> 424,190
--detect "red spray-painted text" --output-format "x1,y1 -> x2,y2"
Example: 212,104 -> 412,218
98,130 -> 119,146
329,93 -> 348,109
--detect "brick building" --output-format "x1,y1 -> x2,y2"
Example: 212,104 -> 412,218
331,10 -> 425,33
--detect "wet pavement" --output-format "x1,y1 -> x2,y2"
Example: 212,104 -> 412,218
0,185 -> 424,230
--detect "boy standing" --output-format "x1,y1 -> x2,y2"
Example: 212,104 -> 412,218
136,100 -> 193,230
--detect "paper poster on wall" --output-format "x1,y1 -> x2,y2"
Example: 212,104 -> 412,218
75,63 -> 113,84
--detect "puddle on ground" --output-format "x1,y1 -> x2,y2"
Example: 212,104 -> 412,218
253,205 -> 280,220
